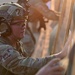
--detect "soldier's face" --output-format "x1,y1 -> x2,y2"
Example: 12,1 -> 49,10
10,21 -> 26,40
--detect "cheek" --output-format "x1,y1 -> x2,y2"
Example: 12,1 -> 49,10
11,26 -> 20,35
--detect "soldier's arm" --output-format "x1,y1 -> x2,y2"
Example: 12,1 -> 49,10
0,45 -> 55,75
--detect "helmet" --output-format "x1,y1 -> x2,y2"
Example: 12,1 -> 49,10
0,2 -> 28,36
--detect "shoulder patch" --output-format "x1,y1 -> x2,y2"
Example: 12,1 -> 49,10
0,45 -> 15,62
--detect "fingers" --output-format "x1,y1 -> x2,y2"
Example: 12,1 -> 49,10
46,58 -> 64,74
46,58 -> 60,67
51,64 -> 64,71
47,63 -> 64,75
51,71 -> 64,75
36,58 -> 64,75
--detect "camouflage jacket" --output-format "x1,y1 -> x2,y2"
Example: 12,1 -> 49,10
0,36 -> 55,75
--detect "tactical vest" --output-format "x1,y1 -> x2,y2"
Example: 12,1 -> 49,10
0,64 -> 14,75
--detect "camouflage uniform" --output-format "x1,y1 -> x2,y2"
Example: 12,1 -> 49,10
0,36 -> 55,75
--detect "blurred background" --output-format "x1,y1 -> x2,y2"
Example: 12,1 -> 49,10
0,0 -> 17,4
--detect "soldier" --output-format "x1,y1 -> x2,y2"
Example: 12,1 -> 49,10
0,2 -> 70,75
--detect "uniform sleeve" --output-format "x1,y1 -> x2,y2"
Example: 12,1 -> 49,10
0,45 -> 55,75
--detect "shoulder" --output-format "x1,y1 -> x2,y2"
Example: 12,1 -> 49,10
0,45 -> 20,62
0,45 -> 14,51
0,45 -> 19,56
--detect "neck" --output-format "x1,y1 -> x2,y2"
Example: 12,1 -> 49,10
7,35 -> 18,48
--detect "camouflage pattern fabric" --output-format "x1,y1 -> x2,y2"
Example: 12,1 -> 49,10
0,36 -> 55,75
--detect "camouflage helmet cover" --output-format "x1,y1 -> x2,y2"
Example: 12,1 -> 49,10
0,2 -> 27,35
0,2 -> 27,24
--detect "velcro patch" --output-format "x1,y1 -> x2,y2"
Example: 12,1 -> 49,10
7,6 -> 17,15
2,48 -> 14,62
